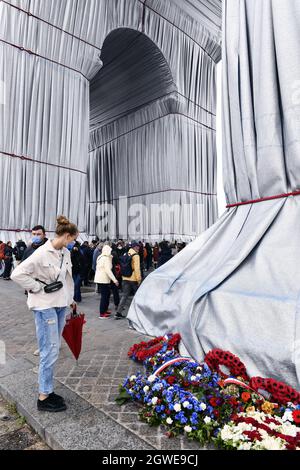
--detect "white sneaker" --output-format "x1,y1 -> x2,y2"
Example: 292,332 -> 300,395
33,349 -> 40,356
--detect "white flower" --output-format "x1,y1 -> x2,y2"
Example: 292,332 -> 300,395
259,436 -> 285,451
129,375 -> 137,381
190,376 -> 197,381
148,375 -> 156,383
151,397 -> 158,405
179,370 -> 185,376
143,386 -> 150,393
200,403 -> 207,411
238,442 -> 252,450
174,403 -> 182,412
281,423 -> 298,437
166,417 -> 173,425
183,401 -> 190,408
282,410 -> 294,422
184,425 -> 192,433
204,416 -> 212,424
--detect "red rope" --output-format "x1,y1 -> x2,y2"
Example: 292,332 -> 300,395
226,190 -> 300,208
89,188 -> 217,204
1,0 -> 101,52
0,38 -> 88,80
0,150 -> 87,175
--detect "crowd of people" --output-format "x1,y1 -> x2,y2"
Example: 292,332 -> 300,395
0,226 -> 187,320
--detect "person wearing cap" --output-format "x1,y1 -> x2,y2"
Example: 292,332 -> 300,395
115,240 -> 141,320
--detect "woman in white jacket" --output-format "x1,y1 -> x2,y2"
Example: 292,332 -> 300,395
11,215 -> 78,413
94,244 -> 118,319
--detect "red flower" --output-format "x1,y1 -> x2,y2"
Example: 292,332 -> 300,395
204,349 -> 249,381
214,409 -> 220,418
243,430 -> 262,442
209,398 -> 218,407
128,334 -> 181,364
167,376 -> 176,385
166,409 -> 171,415
292,410 -> 300,424
241,392 -> 251,403
250,377 -> 300,406
228,397 -> 238,406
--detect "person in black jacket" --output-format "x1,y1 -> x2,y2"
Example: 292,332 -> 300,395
3,241 -> 13,280
145,242 -> 153,271
111,244 -> 121,310
157,241 -> 173,268
22,225 -> 48,261
80,241 -> 93,286
70,241 -> 84,303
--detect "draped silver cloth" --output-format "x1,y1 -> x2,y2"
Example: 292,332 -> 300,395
129,0 -> 300,390
0,0 -> 221,243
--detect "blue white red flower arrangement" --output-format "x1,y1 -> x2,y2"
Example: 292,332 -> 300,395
116,333 -> 300,450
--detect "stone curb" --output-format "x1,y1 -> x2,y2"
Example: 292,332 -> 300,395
0,358 -> 154,450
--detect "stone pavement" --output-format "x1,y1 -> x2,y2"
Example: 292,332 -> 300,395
0,279 -> 201,450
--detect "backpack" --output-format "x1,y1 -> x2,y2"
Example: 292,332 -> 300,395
119,253 -> 137,277
14,244 -> 26,261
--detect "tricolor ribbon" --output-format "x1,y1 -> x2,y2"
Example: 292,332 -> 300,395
153,357 -> 196,376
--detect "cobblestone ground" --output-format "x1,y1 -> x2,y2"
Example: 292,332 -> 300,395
0,395 -> 49,450
0,278 -> 200,450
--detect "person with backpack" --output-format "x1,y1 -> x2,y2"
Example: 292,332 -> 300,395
115,241 -> 141,320
13,239 -> 27,265
3,241 -> 13,280
94,244 -> 119,319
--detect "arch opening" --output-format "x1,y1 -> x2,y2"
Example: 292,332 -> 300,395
90,28 -> 176,131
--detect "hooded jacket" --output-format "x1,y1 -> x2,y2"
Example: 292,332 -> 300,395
94,245 -> 118,285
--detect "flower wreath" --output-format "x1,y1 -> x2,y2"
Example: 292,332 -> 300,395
250,377 -> 300,406
204,349 -> 249,381
128,333 -> 181,362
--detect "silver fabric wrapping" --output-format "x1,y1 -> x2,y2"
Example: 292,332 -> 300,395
128,0 -> 300,390
0,0 -> 221,242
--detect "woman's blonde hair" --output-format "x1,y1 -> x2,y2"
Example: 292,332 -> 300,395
55,215 -> 78,237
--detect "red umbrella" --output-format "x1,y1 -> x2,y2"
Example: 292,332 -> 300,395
62,305 -> 86,362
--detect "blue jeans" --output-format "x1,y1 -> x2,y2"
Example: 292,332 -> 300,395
73,273 -> 82,302
33,307 -> 67,395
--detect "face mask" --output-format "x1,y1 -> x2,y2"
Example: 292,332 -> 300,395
117,246 -> 122,250
32,236 -> 42,244
67,241 -> 76,251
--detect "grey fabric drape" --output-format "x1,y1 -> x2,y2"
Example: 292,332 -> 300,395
128,0 -> 300,390
0,0 -> 221,243
88,1 -> 221,240
0,0 -> 102,242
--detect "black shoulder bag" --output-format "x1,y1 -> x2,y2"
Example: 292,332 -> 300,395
35,253 -> 64,293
